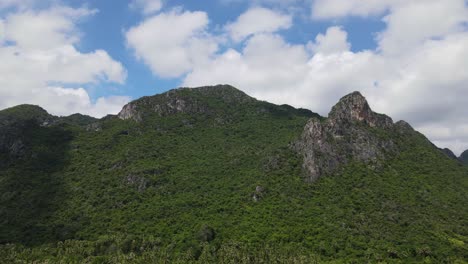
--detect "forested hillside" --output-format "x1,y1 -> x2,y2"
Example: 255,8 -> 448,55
1,85 -> 467,263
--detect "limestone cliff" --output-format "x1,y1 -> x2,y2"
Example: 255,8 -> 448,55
295,92 -> 407,182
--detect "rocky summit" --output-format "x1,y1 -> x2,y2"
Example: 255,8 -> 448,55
0,85 -> 467,263
294,92 -> 418,181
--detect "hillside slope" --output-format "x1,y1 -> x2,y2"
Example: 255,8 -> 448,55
0,85 -> 467,263
460,150 -> 468,165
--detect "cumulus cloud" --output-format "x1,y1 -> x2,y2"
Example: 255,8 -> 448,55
184,33 -> 310,103
28,87 -> 130,117
222,0 -> 301,5
2,7 -> 96,50
307,26 -> 350,54
311,0 -> 398,19
377,0 -> 468,55
179,0 -> 468,154
130,0 -> 163,15
0,19 -> 4,43
225,7 -> 292,42
0,5 -> 128,118
0,0 -> 43,10
125,10 -> 217,78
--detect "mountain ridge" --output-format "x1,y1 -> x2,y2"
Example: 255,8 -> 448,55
117,85 -> 259,122
0,85 -> 467,262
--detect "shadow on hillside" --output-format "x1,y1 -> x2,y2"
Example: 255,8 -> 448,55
0,121 -> 74,246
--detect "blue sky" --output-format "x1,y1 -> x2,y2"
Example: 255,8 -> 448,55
0,0 -> 467,154
73,0 -> 385,101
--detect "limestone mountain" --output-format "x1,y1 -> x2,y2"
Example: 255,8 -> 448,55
118,85 -> 269,122
294,92 -> 400,181
0,85 -> 467,263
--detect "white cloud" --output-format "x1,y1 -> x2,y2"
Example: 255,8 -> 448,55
222,0 -> 301,5
0,0 -> 42,10
184,33 -> 309,103
125,10 -> 217,78
3,7 -> 96,50
0,5 -> 128,118
311,0 -> 398,19
181,0 -> 468,155
130,0 -> 163,15
183,31 -> 383,116
377,0 -> 468,55
225,7 -> 292,42
0,19 -> 4,44
43,87 -> 131,117
307,26 -> 350,54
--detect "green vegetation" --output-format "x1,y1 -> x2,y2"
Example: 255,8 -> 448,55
460,150 -> 468,165
0,87 -> 467,263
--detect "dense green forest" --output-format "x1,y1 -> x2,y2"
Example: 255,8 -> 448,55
0,85 -> 467,263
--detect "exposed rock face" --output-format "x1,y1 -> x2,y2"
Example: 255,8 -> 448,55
459,150 -> 468,165
124,174 -> 148,192
118,103 -> 142,122
252,185 -> 265,202
328,92 -> 394,128
295,92 -> 400,182
117,85 -> 256,122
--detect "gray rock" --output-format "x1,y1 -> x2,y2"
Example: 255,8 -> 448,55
294,92 -> 399,182
255,185 -> 264,193
118,103 -> 142,122
9,139 -> 26,157
252,185 -> 265,202
124,174 -> 148,192
86,122 -> 102,132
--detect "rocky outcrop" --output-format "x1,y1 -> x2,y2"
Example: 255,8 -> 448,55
117,85 -> 256,122
124,174 -> 148,192
118,103 -> 142,122
328,92 -> 394,129
459,150 -> 468,165
294,92 -> 401,182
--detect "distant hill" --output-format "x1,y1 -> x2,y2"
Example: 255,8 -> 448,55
460,150 -> 468,165
440,148 -> 458,160
0,85 -> 467,263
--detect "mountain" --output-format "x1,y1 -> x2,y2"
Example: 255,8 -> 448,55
295,92 -> 400,182
440,148 -> 458,160
460,150 -> 468,165
0,85 -> 467,263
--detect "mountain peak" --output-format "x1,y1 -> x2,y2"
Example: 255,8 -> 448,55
118,85 -> 256,122
0,104 -> 52,126
328,91 -> 393,128
294,91 -> 412,181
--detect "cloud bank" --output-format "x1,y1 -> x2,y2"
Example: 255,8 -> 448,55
0,3 -> 129,117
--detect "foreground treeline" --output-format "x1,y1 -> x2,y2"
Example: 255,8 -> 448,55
1,239 -> 323,264
1,235 -> 466,264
